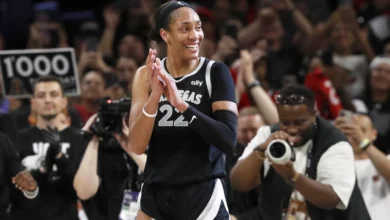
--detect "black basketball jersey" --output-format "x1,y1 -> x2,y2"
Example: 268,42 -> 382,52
143,57 -> 232,187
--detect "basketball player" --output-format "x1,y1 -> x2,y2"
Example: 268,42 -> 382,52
127,1 -> 238,220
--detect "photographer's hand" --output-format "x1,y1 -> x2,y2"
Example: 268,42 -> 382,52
258,130 -> 294,152
270,161 -> 297,181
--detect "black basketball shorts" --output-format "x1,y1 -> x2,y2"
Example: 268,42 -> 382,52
137,178 -> 230,220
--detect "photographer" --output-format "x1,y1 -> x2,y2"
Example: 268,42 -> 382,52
230,85 -> 370,220
334,113 -> 390,220
74,108 -> 146,220
10,76 -> 86,220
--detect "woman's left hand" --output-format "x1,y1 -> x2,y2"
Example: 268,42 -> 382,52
157,71 -> 188,112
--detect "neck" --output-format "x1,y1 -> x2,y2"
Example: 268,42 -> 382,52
82,98 -> 99,113
354,152 -> 369,160
36,115 -> 67,131
371,88 -> 389,103
165,53 -> 199,78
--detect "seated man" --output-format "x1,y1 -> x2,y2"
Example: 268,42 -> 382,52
335,113 -> 390,220
230,84 -> 370,220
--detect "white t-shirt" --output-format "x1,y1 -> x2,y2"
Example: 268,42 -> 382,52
355,156 -> 390,220
239,126 -> 356,211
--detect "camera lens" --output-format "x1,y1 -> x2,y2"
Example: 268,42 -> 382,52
269,142 -> 286,158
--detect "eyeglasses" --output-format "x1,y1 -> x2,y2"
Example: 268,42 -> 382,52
275,94 -> 305,105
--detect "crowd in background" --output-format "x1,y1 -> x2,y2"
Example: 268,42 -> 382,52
0,0 -> 389,219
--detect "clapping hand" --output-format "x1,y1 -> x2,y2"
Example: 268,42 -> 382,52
12,170 -> 37,192
41,127 -> 63,173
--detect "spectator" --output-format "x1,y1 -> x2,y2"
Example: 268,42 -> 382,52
334,113 -> 390,220
73,71 -> 106,123
10,76 -> 86,220
227,107 -> 265,220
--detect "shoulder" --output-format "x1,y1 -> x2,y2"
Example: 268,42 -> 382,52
320,141 -> 354,161
64,127 -> 83,136
19,127 -> 35,136
208,60 -> 230,74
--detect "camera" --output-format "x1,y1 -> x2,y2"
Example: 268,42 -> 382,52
266,140 -> 295,165
90,97 -> 131,138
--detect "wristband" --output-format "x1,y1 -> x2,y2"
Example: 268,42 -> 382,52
246,80 -> 261,91
143,106 -> 157,118
23,187 -> 39,199
359,138 -> 371,151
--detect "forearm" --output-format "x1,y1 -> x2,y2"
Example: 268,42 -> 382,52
99,28 -> 116,57
295,174 -> 340,209
365,145 -> 390,184
73,138 -> 100,200
128,92 -> 160,155
181,105 -> 237,153
128,152 -> 147,172
230,152 -> 263,192
238,19 -> 262,48
291,9 -> 313,37
354,30 -> 375,62
249,86 -> 279,125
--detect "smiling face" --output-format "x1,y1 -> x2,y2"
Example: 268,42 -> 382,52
160,7 -> 204,61
277,104 -> 316,147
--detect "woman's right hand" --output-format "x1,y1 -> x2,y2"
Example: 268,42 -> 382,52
146,48 -> 165,97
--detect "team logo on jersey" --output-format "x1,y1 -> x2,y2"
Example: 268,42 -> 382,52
191,80 -> 203,87
160,89 -> 203,105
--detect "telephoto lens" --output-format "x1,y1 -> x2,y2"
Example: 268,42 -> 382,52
266,140 -> 294,165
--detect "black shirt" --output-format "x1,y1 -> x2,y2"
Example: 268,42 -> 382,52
10,127 -> 86,220
0,133 -> 24,220
144,57 -> 236,187
80,139 -> 140,220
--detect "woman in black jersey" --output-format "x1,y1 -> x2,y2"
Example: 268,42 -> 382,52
127,1 -> 238,220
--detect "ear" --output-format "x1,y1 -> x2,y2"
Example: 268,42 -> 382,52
160,28 -> 169,43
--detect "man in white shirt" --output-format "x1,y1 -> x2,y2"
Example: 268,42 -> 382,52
335,113 -> 390,220
230,84 -> 370,220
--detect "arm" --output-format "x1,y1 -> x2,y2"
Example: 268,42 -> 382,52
73,137 -> 100,200
237,18 -> 262,49
240,50 -> 279,124
284,0 -> 313,37
98,6 -> 120,57
127,65 -> 161,154
159,62 -> 238,153
3,135 -> 38,198
230,126 -> 271,191
313,141 -> 355,209
127,152 -> 147,172
363,145 -> 390,184
293,173 -> 341,209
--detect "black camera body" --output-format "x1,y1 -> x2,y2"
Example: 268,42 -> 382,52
90,97 -> 131,138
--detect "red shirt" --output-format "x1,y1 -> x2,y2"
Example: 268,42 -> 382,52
304,68 -> 343,120
73,104 -> 96,123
